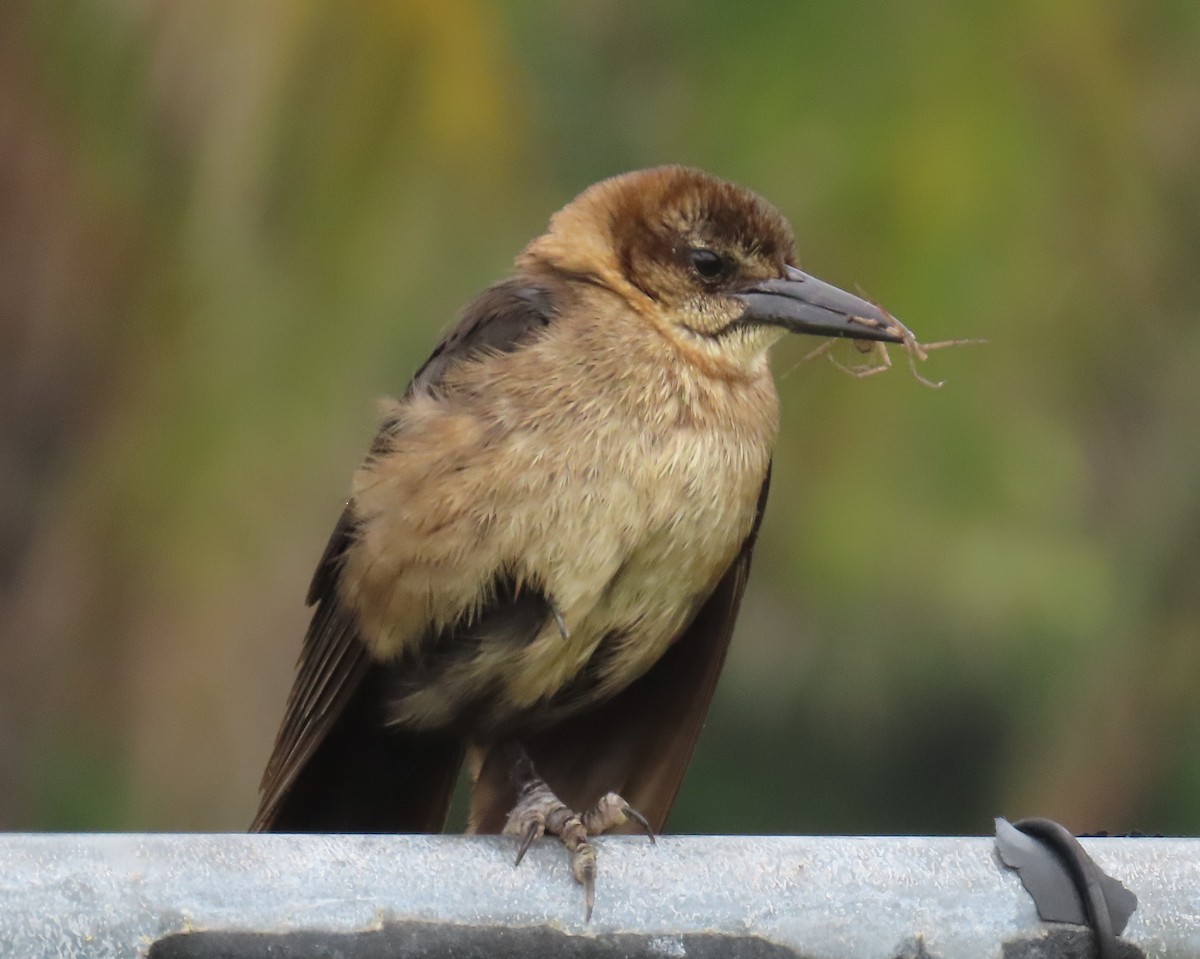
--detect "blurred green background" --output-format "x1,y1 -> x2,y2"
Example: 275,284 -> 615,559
2,0 -> 1198,836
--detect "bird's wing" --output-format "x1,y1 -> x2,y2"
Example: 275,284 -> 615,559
407,282 -> 558,395
252,280 -> 559,832
252,508 -> 465,833
467,466 -> 773,834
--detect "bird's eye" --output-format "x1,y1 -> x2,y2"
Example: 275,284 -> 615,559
688,248 -> 730,281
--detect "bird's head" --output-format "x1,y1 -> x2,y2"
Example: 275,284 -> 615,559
519,166 -> 901,376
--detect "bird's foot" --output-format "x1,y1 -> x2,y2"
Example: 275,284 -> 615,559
503,768 -> 654,922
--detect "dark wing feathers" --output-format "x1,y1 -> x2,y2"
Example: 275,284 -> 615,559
251,577 -> 374,831
255,658 -> 464,833
304,506 -> 354,606
252,280 -> 559,832
467,466 -> 773,834
408,282 -> 557,395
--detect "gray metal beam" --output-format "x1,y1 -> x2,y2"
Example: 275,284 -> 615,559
1,833 -> 1196,958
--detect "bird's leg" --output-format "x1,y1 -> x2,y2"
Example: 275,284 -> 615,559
501,743 -> 654,922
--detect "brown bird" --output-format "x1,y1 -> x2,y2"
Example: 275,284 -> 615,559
253,166 -> 901,916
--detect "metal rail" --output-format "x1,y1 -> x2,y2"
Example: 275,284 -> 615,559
1,833 -> 1196,957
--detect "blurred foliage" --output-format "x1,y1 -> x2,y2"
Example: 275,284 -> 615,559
1,0 -> 1197,836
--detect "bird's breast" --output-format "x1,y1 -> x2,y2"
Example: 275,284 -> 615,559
495,419 -> 771,719
344,331 -> 778,736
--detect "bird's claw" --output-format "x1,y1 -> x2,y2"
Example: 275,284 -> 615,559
513,819 -> 543,866
583,791 -> 656,844
573,845 -> 596,922
503,778 -> 650,921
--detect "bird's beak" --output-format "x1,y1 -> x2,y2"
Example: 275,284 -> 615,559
731,265 -> 903,343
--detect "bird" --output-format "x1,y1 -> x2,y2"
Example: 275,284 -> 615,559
252,165 -> 902,917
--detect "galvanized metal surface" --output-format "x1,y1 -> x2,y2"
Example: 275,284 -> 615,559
1,833 -> 1197,958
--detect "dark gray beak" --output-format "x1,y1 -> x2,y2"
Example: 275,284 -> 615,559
731,265 -> 902,343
